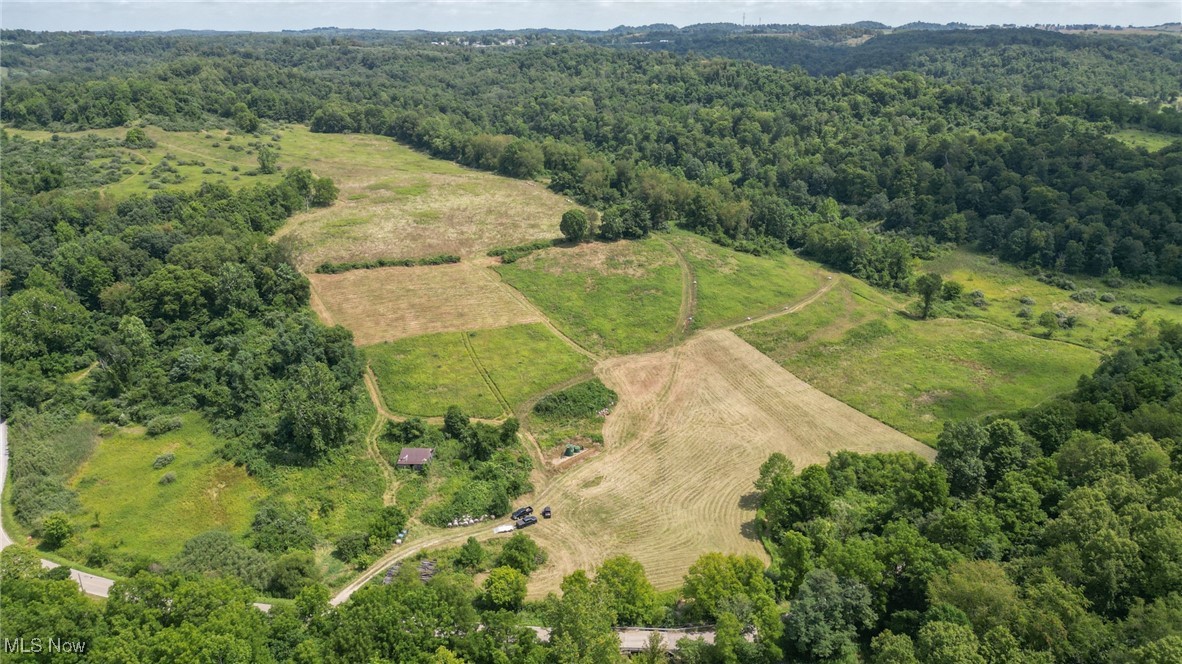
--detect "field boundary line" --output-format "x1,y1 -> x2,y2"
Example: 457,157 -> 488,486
461,332 -> 512,416
478,266 -> 601,362
307,279 -> 336,326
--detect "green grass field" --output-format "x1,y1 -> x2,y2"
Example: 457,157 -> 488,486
67,414 -> 265,561
496,239 -> 684,356
366,323 -> 592,418
669,232 -> 821,327
467,324 -> 592,407
1111,128 -> 1178,152
924,250 -> 1182,350
367,332 -> 504,418
738,279 -> 1101,443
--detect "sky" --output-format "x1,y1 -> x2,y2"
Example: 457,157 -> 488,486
2,1 -> 1179,33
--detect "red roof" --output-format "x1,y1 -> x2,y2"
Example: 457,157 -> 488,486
397,447 -> 435,466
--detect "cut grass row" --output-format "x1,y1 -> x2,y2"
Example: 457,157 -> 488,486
365,323 -> 592,419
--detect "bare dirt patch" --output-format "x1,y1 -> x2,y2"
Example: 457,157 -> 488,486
309,262 -> 541,345
522,330 -> 932,597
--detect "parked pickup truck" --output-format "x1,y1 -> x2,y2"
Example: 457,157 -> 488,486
515,515 -> 538,529
511,506 -> 533,520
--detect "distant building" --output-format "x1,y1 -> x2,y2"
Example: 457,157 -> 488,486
397,447 -> 435,470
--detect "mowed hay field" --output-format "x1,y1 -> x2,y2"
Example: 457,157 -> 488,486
495,239 -> 684,356
738,278 -> 1102,444
309,261 -> 542,346
521,330 -> 931,596
272,126 -> 579,270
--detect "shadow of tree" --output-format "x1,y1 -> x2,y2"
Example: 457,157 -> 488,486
738,491 -> 761,510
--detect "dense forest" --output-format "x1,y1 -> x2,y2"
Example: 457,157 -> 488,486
3,30 -> 1182,289
3,25 -> 1182,664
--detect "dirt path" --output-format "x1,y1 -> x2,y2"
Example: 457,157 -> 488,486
659,237 -> 698,344
362,413 -> 399,506
727,273 -> 839,330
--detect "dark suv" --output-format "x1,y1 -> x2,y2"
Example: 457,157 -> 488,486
515,515 -> 538,529
511,506 -> 533,520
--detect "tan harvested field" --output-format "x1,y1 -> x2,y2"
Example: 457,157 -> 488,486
273,128 -> 576,271
309,261 -> 542,345
522,329 -> 933,597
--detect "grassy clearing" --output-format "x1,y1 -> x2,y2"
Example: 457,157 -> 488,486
669,232 -> 821,327
1111,128 -> 1178,152
496,239 -> 683,356
4,125 -> 283,197
367,332 -> 503,419
924,250 -> 1182,350
467,324 -> 593,408
366,324 -> 592,419
67,413 -> 265,562
271,126 -> 581,269
738,279 -> 1101,443
309,261 -> 542,346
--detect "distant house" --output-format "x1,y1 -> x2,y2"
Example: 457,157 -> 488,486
397,447 -> 435,470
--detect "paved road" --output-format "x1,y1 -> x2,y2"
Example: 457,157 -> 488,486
0,422 -> 118,597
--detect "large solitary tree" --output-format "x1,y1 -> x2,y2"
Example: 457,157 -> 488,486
915,272 -> 944,319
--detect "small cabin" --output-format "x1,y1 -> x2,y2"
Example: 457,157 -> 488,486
396,447 -> 435,470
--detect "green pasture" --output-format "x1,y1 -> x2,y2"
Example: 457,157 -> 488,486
495,239 -> 684,356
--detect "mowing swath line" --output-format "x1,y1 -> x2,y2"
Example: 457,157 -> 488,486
462,331 -> 512,416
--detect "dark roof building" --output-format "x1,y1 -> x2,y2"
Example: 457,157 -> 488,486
397,447 -> 435,469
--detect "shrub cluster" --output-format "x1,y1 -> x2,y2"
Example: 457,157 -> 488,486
315,253 -> 460,274
487,240 -> 555,263
533,380 -> 618,420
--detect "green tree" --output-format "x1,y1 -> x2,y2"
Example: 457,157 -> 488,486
560,208 -> 590,242
872,630 -> 919,664
937,421 -> 989,498
495,533 -> 545,575
257,145 -> 278,174
917,621 -> 986,664
483,566 -> 527,610
595,555 -> 658,625
784,568 -> 877,661
276,361 -> 356,458
231,102 -> 260,132
498,139 -> 544,179
546,571 -> 624,664
311,176 -> 338,206
1038,311 -> 1061,338
915,272 -> 944,319
40,512 -> 73,549
456,536 -> 486,571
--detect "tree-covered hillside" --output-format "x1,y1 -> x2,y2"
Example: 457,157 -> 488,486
3,33 -> 1180,289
